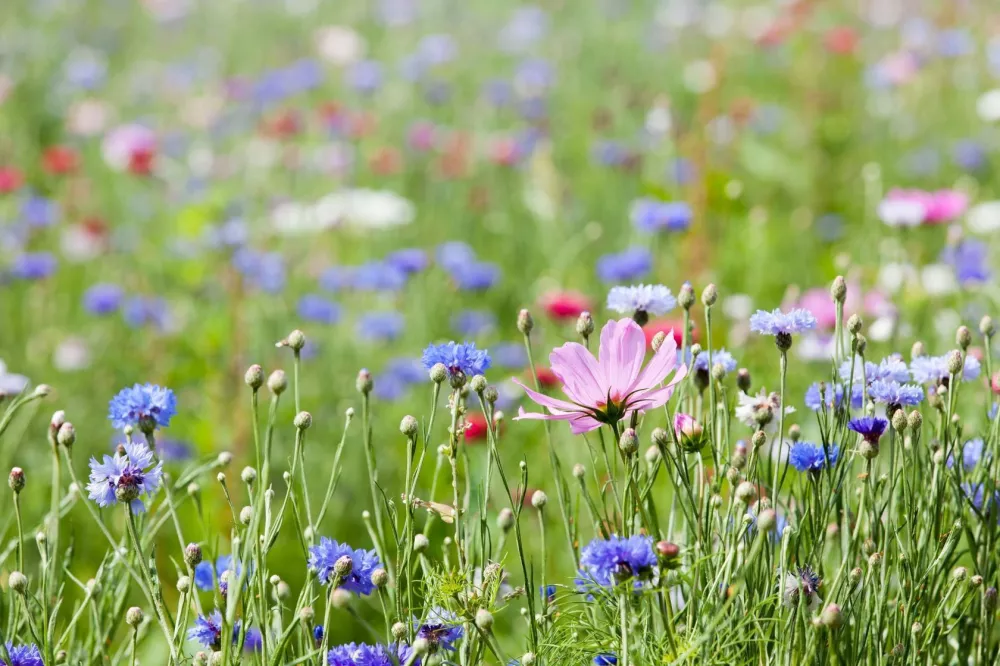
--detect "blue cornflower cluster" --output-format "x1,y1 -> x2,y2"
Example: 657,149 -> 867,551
749,308 -> 817,336
194,555 -> 244,592
108,384 -> 177,431
838,356 -> 910,384
629,198 -> 692,233
868,380 -> 924,407
327,642 -> 393,666
948,438 -> 985,471
435,241 -> 501,290
232,248 -> 286,293
421,341 -> 491,379
596,247 -> 652,283
397,608 -> 464,663
788,441 -> 839,474
86,440 -> 164,513
308,538 -> 382,595
187,611 -> 260,652
0,643 -> 43,666
606,284 -> 676,318
692,349 -> 737,374
578,535 -> 657,588
319,261 -> 410,292
848,416 -> 888,443
910,354 -> 981,384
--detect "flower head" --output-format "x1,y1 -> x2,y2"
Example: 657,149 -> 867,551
421,342 -> 491,379
749,308 -> 817,336
848,416 -> 888,444
298,295 -> 342,325
630,198 -> 692,232
308,538 -> 382,595
948,439 -> 985,472
868,380 -> 924,407
86,440 -> 163,513
84,283 -> 124,315
735,389 -> 794,431
839,356 -> 910,384
788,442 -> 839,473
782,566 -> 822,610
910,354 -> 980,384
692,349 -> 737,374
396,608 -> 464,662
606,284 -> 676,324
108,384 -> 177,431
187,611 -> 248,651
514,319 -> 687,434
0,643 -> 43,666
358,312 -> 406,341
578,534 -> 657,588
942,239 -> 991,284
327,642 -> 393,666
194,555 -> 245,592
11,253 -> 57,280
804,383 -> 843,412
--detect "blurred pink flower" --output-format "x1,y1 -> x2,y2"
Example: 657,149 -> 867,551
102,124 -> 157,173
884,189 -> 968,225
514,318 -> 687,434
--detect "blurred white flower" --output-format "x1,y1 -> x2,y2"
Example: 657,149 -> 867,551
920,264 -> 958,296
722,293 -> 753,320
180,94 -> 224,129
878,262 -> 917,294
976,89 -> 1000,123
868,316 -> 896,343
683,60 -> 717,94
795,334 -> 835,362
315,189 -> 415,230
272,202 -> 320,235
315,26 -> 366,66
245,138 -> 281,170
644,104 -> 672,136
53,338 -> 91,372
67,99 -> 110,137
60,224 -> 105,262
877,199 -> 924,227
0,360 -> 29,395
933,310 -> 962,341
967,201 -> 1000,234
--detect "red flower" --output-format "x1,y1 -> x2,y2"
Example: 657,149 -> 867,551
370,146 -> 402,175
261,110 -> 303,139
824,26 -> 858,55
128,147 -> 155,175
42,146 -> 80,175
539,291 -> 592,321
991,372 -> 1000,395
0,167 -> 23,194
464,412 -> 488,441
643,318 -> 693,348
532,366 -> 561,388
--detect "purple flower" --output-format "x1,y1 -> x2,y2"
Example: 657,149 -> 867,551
848,416 -> 888,444
481,79 -> 513,107
435,242 -> 477,271
941,240 -> 991,285
108,384 -> 177,430
421,341 -> 491,378
298,295 -> 342,325
122,296 -> 171,330
449,262 -> 500,290
358,312 -> 405,341
397,608 -> 464,663
804,383 -> 843,412
0,643 -> 43,666
86,440 -> 163,513
868,380 -> 924,407
910,354 -> 980,384
417,34 -> 457,66
630,198 -> 692,232
953,140 -> 986,172
308,538 -> 382,595
385,248 -> 428,274
21,195 -> 59,227
327,642 -> 393,666
788,441 -> 839,473
596,247 -> 652,283
373,373 -> 407,401
352,262 -> 408,291
84,283 -> 125,315
243,627 -> 263,652
232,249 -> 285,293
451,310 -> 496,337
749,308 -> 817,336
578,535 -> 657,588
10,252 -> 57,280
187,611 -> 244,651
948,439 -> 985,472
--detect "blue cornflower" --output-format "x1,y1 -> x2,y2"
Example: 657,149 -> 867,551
193,555 -> 244,592
319,266 -> 354,291
21,195 -> 59,227
596,247 -> 652,283
693,349 -> 737,374
108,384 -> 177,430
868,380 -> 924,407
449,261 -> 500,290
385,357 -> 426,384
578,535 -> 657,588
187,611 -> 243,650
788,442 -> 839,474
541,584 -> 557,603
421,341 -> 491,378
0,643 -> 43,666
962,483 -> 1000,523
492,342 -> 528,369
346,60 -> 383,94
313,625 -> 323,643
948,439 -> 985,472
122,296 -> 171,330
749,308 -> 817,336
244,628 -> 263,652
804,383 -> 843,412
86,440 -> 163,513
352,262 -> 408,291
155,438 -> 192,462
358,312 -> 405,341
308,538 -> 382,595
84,284 -> 125,315
298,295 -> 342,325
327,642 -> 393,666
848,416 -> 888,444
990,403 -> 998,421
594,654 -> 618,665
10,252 -> 57,280
373,373 -> 407,401
452,310 -> 497,337
232,249 -> 285,293
630,198 -> 692,232
386,248 -> 428,274
839,356 -> 910,384
910,354 -> 980,384
942,239 -> 991,284
435,241 -> 477,271
606,284 -> 676,319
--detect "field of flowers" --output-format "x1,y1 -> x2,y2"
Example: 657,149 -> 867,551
2,0 -> 1000,664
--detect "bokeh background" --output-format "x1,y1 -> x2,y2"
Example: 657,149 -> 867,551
2,0 -> 999,650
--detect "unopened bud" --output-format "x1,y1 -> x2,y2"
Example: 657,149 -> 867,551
57,423 -> 76,448
907,410 -> 922,431
469,375 -> 488,393
429,363 -> 448,384
245,365 -> 264,390
831,276 -> 847,304
300,606 -> 315,623
956,326 -> 972,350
849,567 -> 862,586
8,467 -> 24,494
751,430 -> 766,449
400,415 -> 419,438
391,622 -> 407,640
294,411 -> 312,430
946,350 -> 964,375
520,652 -> 536,666
331,588 -> 351,608
788,424 -> 801,442
572,463 -> 586,478
355,369 -> 373,395
910,341 -> 925,360
980,316 -> 995,338
371,569 -> 388,588
952,566 -> 968,582
239,506 -> 253,525
651,331 -> 667,353
267,370 -> 287,395
971,575 -> 984,587
576,312 -> 594,338
645,445 -> 661,465
9,571 -> 27,593
757,509 -> 777,533
701,283 -> 718,307
531,490 -> 548,509
846,313 -> 862,334
820,603 -> 842,629
891,410 -> 908,434
241,467 -> 257,485
853,334 -> 867,354
735,481 -> 757,505
678,283 -> 695,310
413,534 -> 429,552
497,508 -> 515,532
283,329 -> 306,351
475,608 -> 494,631
177,576 -> 191,593
126,607 -> 144,627
618,428 -> 638,455
517,309 -> 534,335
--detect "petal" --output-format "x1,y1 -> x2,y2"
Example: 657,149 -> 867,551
515,406 -> 579,422
548,341 -> 606,405
568,414 -> 603,434
511,378 -> 583,415
628,363 -> 689,410
630,330 -> 679,392
598,319 -> 647,396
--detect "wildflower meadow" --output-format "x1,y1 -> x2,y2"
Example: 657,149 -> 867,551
3,0 -> 1000,664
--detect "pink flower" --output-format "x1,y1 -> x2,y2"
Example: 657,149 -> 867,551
514,318 -> 687,434
883,189 -> 968,225
673,413 -> 700,439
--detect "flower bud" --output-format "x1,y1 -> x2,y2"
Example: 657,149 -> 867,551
907,410 -> 922,431
283,329 -> 306,351
187,482 -> 200,498
952,566 -> 968,582
572,463 -> 586,478
956,326 -> 972,350
275,581 -> 291,599
497,508 -> 515,532
399,415 -> 420,438
239,506 -> 253,525
184,543 -> 203,567
371,569 -> 388,588
946,350 -> 964,375
651,428 -> 669,448
9,571 -> 28,593
725,467 -> 740,485
831,276 -> 847,304
651,332 -> 667,353
711,362 -> 727,382
208,651 -> 224,666
49,410 -> 66,442
333,555 -> 353,578
413,534 -> 429,552
751,430 -> 766,450
216,472 -> 227,485
517,309 -> 534,335
217,452 -> 232,468
294,411 -> 312,430
267,370 -> 288,395
737,368 -> 751,393
177,576 -> 191,593
980,316 -> 995,338
985,587 -> 998,614
846,313 -> 862,334
245,365 -> 264,390
449,369 -> 466,389
126,606 -> 144,627
391,622 -> 407,640
891,410 -> 907,434
520,652 -> 536,666
849,567 -> 862,586
820,603 -> 842,629
859,440 -> 879,460
530,490 -> 548,509
788,424 -> 801,442
735,481 -> 757,505
678,283 -> 695,310
8,467 -> 24,494
868,552 -> 883,567
355,369 -> 372,395
57,423 -> 76,448
475,608 -> 494,631
469,375 -> 488,393
701,283 -> 718,307
618,428 -> 638,455
971,575 -> 983,587
331,588 -> 351,608
757,509 -> 777,533
429,363 -> 448,384
910,341 -> 925,360
33,385 -> 51,398
241,467 -> 257,486
576,312 -> 594,338
645,445 -> 661,465
483,386 -> 499,404
300,606 -> 315,623
853,334 -> 866,354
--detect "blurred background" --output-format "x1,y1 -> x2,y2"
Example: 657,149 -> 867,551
1,0 -> 999,648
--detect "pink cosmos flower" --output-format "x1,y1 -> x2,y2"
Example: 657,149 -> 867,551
883,189 -> 968,225
514,318 -> 687,434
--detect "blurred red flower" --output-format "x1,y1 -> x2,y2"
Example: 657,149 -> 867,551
42,146 -> 80,175
540,291 -> 591,320
0,167 -> 23,193
824,27 -> 858,55
643,319 -> 691,348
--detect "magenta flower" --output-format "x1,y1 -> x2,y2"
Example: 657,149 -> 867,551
514,318 -> 687,434
883,188 -> 968,225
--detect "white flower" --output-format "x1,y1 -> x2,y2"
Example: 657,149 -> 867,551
735,389 -> 794,433
315,26 -> 366,66
967,201 -> 1000,234
0,360 -> 29,395
683,60 -> 717,95
315,189 -> 415,230
66,99 -> 110,136
722,294 -> 753,320
877,199 -> 924,227
868,315 -> 896,342
53,338 -> 91,372
60,224 -> 105,262
878,262 -> 917,294
272,202 -> 321,235
920,263 -> 958,297
795,333 -> 835,362
976,89 -> 1000,123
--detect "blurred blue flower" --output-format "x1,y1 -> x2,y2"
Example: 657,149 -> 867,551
452,310 -> 497,337
593,654 -> 618,665
346,60 -> 383,94
948,438 -> 985,472
232,249 -> 285,293
298,295 -> 341,325
910,354 -> 980,383
436,241 -> 477,271
591,140 -> 630,167
515,58 -> 555,95
693,349 -> 737,374
21,195 -> 59,227
0,642 -> 43,666
10,252 -> 57,280
352,262 -> 408,291
385,357 -> 425,384
377,0 -> 417,26
122,296 -> 171,330
194,555 -> 244,592
373,373 -> 407,401
64,49 -> 108,90
804,383 -> 843,412
84,284 -> 125,315
386,248 -> 428,274
596,247 -> 652,283
630,199 -> 692,232
668,158 -> 695,185
492,342 -> 527,369
938,28 -> 973,58
449,262 -> 500,290
962,483 -> 1000,522
498,5 -> 548,53
788,442 -> 839,473
815,214 -> 845,242
482,79 -> 513,107
941,240 -> 991,285
358,312 -> 405,341
417,34 -> 457,66
953,140 -> 987,172
308,538 -> 382,595
319,266 -> 354,292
